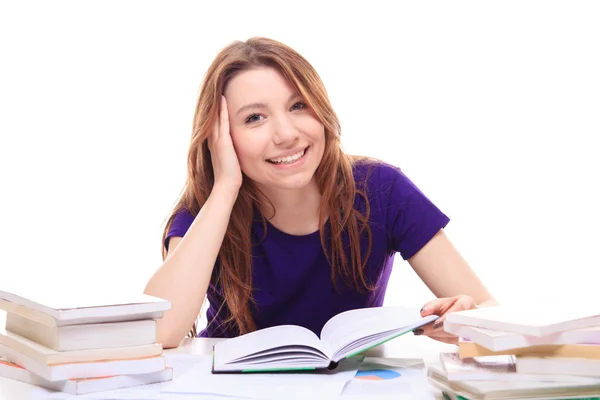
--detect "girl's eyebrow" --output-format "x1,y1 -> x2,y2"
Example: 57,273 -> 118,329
236,102 -> 267,116
235,93 -> 301,116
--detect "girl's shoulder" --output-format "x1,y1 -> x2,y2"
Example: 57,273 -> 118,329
350,156 -> 406,191
164,208 -> 196,250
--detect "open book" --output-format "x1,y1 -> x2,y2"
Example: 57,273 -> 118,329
211,306 -> 438,373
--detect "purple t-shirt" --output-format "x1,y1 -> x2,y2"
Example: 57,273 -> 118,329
165,161 -> 449,338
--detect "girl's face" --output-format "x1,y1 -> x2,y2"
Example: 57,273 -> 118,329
224,67 -> 326,191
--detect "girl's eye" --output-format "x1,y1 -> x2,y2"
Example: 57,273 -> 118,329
291,101 -> 307,111
245,113 -> 264,124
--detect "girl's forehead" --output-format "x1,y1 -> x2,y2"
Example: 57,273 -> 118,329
226,68 -> 294,97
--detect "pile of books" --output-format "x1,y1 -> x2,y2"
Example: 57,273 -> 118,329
0,288 -> 173,395
427,305 -> 600,400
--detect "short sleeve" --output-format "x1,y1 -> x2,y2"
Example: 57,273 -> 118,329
164,209 -> 195,251
382,165 -> 450,260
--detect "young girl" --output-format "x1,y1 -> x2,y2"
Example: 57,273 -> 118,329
144,37 -> 497,349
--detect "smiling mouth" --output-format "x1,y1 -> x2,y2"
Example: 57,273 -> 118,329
266,147 -> 308,164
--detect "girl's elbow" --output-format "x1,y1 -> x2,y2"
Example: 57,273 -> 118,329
157,333 -> 183,349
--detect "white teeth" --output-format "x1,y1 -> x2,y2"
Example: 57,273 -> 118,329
268,149 -> 306,164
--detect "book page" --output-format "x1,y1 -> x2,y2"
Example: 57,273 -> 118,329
320,306 -> 433,358
213,325 -> 327,367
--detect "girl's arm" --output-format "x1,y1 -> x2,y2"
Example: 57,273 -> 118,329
144,184 -> 239,348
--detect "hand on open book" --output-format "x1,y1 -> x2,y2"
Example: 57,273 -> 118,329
415,295 -> 477,344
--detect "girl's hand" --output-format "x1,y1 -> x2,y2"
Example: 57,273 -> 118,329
208,96 -> 243,192
415,295 -> 477,344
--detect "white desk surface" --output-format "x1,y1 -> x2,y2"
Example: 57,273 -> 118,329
0,335 -> 457,399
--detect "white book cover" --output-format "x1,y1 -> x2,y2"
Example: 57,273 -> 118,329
0,357 -> 173,395
445,305 -> 600,337
0,288 -> 170,325
445,321 -> 600,351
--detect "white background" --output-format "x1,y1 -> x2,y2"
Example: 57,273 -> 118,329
1,1 -> 598,328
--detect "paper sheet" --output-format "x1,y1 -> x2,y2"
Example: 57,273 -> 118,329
35,391 -> 249,400
161,353 -> 362,399
30,354 -> 433,399
341,357 -> 437,399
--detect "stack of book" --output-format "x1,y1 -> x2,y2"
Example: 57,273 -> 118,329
0,288 -> 173,395
427,305 -> 600,400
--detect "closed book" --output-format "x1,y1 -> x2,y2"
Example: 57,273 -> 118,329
0,357 -> 172,395
0,343 -> 166,382
439,352 -> 600,383
0,325 -> 162,364
458,338 -> 600,359
444,321 -> 600,351
517,356 -> 600,377
428,364 -> 600,400
0,289 -> 170,326
6,312 -> 157,351
445,306 -> 600,337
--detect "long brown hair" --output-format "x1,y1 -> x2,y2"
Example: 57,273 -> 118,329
162,37 -> 374,336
